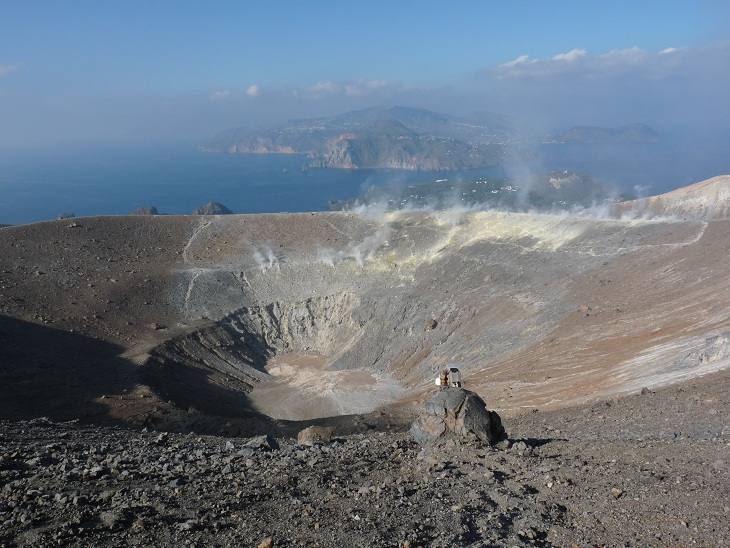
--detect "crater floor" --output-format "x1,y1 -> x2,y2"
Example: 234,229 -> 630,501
247,353 -> 404,420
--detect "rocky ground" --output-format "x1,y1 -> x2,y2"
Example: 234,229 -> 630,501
1,208 -> 729,546
1,367 -> 727,547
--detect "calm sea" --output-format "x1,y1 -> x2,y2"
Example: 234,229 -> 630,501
1,136 -> 728,225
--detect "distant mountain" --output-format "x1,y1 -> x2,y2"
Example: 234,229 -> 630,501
550,123 -> 660,144
309,119 -> 504,171
202,107 -> 660,171
309,106 -> 536,144
200,106 -> 534,171
201,125 -> 329,155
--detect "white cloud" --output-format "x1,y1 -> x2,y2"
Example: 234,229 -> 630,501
492,46 -> 668,81
499,54 -> 532,68
599,46 -> 645,64
551,49 -> 587,62
365,79 -> 387,90
477,41 -> 730,131
307,79 -> 390,97
0,63 -> 21,76
310,81 -> 340,94
345,79 -> 388,96
210,90 -> 231,101
247,84 -> 260,97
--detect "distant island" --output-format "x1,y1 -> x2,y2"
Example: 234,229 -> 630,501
548,123 -> 660,144
201,106 -> 660,171
200,106 -> 532,171
307,119 -> 505,171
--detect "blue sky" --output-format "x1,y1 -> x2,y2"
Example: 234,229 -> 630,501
1,1 -> 729,146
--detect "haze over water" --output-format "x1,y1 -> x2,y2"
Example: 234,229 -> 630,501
1,133 -> 729,226
3,3 -> 729,225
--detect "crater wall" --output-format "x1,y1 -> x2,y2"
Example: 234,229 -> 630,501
2,210 -> 729,424
143,211 -> 730,419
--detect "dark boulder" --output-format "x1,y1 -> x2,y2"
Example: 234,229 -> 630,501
410,387 -> 506,447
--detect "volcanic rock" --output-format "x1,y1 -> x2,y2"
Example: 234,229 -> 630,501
297,426 -> 334,446
243,434 -> 278,451
192,201 -> 233,215
410,387 -> 507,447
1,178 -> 730,545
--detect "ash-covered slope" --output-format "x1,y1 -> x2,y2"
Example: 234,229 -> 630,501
2,180 -> 729,548
614,174 -> 730,219
155,210 -> 730,420
1,189 -> 729,427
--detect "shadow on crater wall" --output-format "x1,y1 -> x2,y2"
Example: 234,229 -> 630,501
0,315 -> 137,423
141,293 -> 370,421
142,321 -> 271,418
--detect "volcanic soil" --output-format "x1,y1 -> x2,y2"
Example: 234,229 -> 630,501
1,183 -> 729,546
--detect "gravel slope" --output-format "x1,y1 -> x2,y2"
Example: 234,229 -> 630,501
2,367 -> 727,547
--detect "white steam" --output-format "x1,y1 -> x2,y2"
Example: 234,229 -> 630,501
253,245 -> 280,274
317,247 -> 338,267
317,225 -> 391,268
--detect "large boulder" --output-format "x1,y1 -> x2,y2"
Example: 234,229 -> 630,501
410,387 -> 506,447
297,426 -> 334,447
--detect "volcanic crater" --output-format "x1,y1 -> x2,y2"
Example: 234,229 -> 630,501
2,185 -> 729,432
2,178 -> 730,546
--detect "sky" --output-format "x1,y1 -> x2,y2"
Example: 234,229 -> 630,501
1,1 -> 729,147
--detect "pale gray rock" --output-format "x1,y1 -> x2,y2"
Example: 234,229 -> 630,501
243,435 -> 278,451
297,426 -> 334,446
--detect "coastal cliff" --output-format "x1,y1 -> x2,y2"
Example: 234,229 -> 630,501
309,120 -> 503,171
201,106 -> 660,171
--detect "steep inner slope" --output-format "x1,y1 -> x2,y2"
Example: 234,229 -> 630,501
1,206 -> 729,425
144,210 -> 730,420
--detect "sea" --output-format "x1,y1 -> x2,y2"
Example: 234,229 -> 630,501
1,135 -> 729,226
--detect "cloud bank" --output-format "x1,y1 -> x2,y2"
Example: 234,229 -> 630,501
2,41 -> 729,147
473,41 -> 730,131
492,46 -> 675,81
208,42 -> 730,134
306,79 -> 394,98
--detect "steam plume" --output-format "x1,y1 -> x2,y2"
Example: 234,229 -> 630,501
317,225 -> 392,268
253,245 -> 280,274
